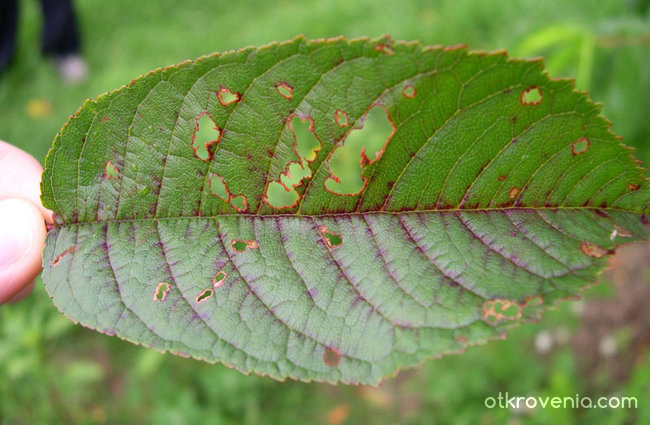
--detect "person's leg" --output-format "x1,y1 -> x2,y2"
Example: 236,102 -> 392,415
39,0 -> 80,57
0,0 -> 19,73
39,0 -> 87,83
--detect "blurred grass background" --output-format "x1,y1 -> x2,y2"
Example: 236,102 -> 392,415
1,0 -> 650,423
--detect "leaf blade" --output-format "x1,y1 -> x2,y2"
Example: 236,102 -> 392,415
42,36 -> 650,384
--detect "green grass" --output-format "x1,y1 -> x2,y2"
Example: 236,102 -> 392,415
1,0 -> 649,423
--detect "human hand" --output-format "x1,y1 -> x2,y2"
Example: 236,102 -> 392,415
0,140 -> 53,304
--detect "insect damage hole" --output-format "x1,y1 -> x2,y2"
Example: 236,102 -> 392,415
334,109 -> 349,127
521,86 -> 543,106
104,162 -> 119,180
216,86 -> 240,106
232,239 -> 259,252
275,82 -> 293,100
209,173 -> 248,212
264,115 -> 321,209
196,288 -> 213,303
319,225 -> 342,248
482,299 -> 522,324
192,112 -> 222,161
402,84 -> 416,99
325,105 -> 395,196
153,282 -> 171,302
323,346 -> 342,367
213,271 -> 227,288
571,137 -> 590,156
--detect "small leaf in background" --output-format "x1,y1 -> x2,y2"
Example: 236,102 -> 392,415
26,98 -> 53,119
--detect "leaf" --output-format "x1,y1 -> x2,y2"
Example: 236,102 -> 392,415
41,36 -> 650,385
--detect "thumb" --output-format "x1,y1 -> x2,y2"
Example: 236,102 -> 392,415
0,198 -> 47,304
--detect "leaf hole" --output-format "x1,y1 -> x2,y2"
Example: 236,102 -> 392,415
320,225 -> 342,248
402,84 -> 416,99
196,288 -> 213,303
104,161 -> 119,180
209,173 -> 248,212
232,239 -> 258,252
334,109 -> 349,127
229,195 -> 248,212
323,346 -> 342,367
264,115 -> 321,209
275,82 -> 293,99
192,112 -> 222,161
325,105 -> 395,196
571,137 -> 590,156
209,174 -> 229,200
154,282 -> 171,302
216,86 -> 240,106
520,86 -> 542,106
213,271 -> 227,288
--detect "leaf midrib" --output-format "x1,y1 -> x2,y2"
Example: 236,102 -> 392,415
52,205 -> 644,226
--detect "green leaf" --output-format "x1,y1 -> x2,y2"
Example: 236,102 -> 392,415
41,36 -> 650,385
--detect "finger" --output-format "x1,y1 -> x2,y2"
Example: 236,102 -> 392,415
0,198 -> 47,304
6,279 -> 35,304
0,140 -> 54,224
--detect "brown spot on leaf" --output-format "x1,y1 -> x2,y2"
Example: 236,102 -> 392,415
275,82 -> 293,99
580,241 -> 612,258
498,175 -> 507,181
509,187 -> 520,199
50,246 -> 77,266
373,42 -> 394,55
153,282 -> 171,302
323,346 -> 342,367
628,183 -> 640,191
520,86 -> 543,105
571,137 -> 590,156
